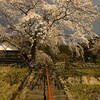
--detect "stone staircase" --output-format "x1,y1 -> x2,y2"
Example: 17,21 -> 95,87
25,68 -> 67,100
16,68 -> 68,100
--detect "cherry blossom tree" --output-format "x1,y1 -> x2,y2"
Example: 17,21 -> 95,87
0,0 -> 99,66
0,26 -> 11,41
90,37 -> 100,59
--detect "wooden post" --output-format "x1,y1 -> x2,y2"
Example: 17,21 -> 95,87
46,67 -> 52,100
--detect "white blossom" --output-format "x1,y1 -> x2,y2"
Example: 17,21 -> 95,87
0,0 -> 99,59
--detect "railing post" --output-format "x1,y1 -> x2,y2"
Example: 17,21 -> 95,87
43,67 -> 46,100
46,67 -> 52,100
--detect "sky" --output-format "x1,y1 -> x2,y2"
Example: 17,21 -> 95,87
94,0 -> 100,3
49,0 -> 100,36
93,0 -> 100,36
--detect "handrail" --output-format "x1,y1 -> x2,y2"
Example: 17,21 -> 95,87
46,67 -> 52,100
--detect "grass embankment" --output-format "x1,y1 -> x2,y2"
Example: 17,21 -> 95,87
0,66 -> 29,100
57,67 -> 100,77
57,67 -> 100,100
67,84 -> 100,100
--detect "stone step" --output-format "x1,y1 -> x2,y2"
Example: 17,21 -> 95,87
51,90 -> 65,95
25,94 -> 67,100
28,90 -> 44,95
27,89 -> 65,95
52,95 -> 68,100
25,94 -> 44,100
50,85 -> 63,91
32,86 -> 44,90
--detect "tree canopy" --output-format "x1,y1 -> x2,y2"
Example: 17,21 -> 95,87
0,0 -> 99,65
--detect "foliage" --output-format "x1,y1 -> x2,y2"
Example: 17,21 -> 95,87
95,58 -> 100,64
38,45 -> 57,62
35,50 -> 53,65
83,38 -> 100,63
58,45 -> 71,54
90,38 -> 100,56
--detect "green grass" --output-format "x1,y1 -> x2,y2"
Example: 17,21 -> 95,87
0,66 -> 29,100
96,58 -> 100,64
67,84 -> 100,100
57,67 -> 100,77
75,69 -> 100,76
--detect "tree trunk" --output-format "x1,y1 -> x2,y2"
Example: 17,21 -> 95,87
31,32 -> 37,63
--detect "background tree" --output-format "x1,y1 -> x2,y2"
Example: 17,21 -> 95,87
0,26 -> 11,42
89,37 -> 100,63
0,0 -> 99,66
